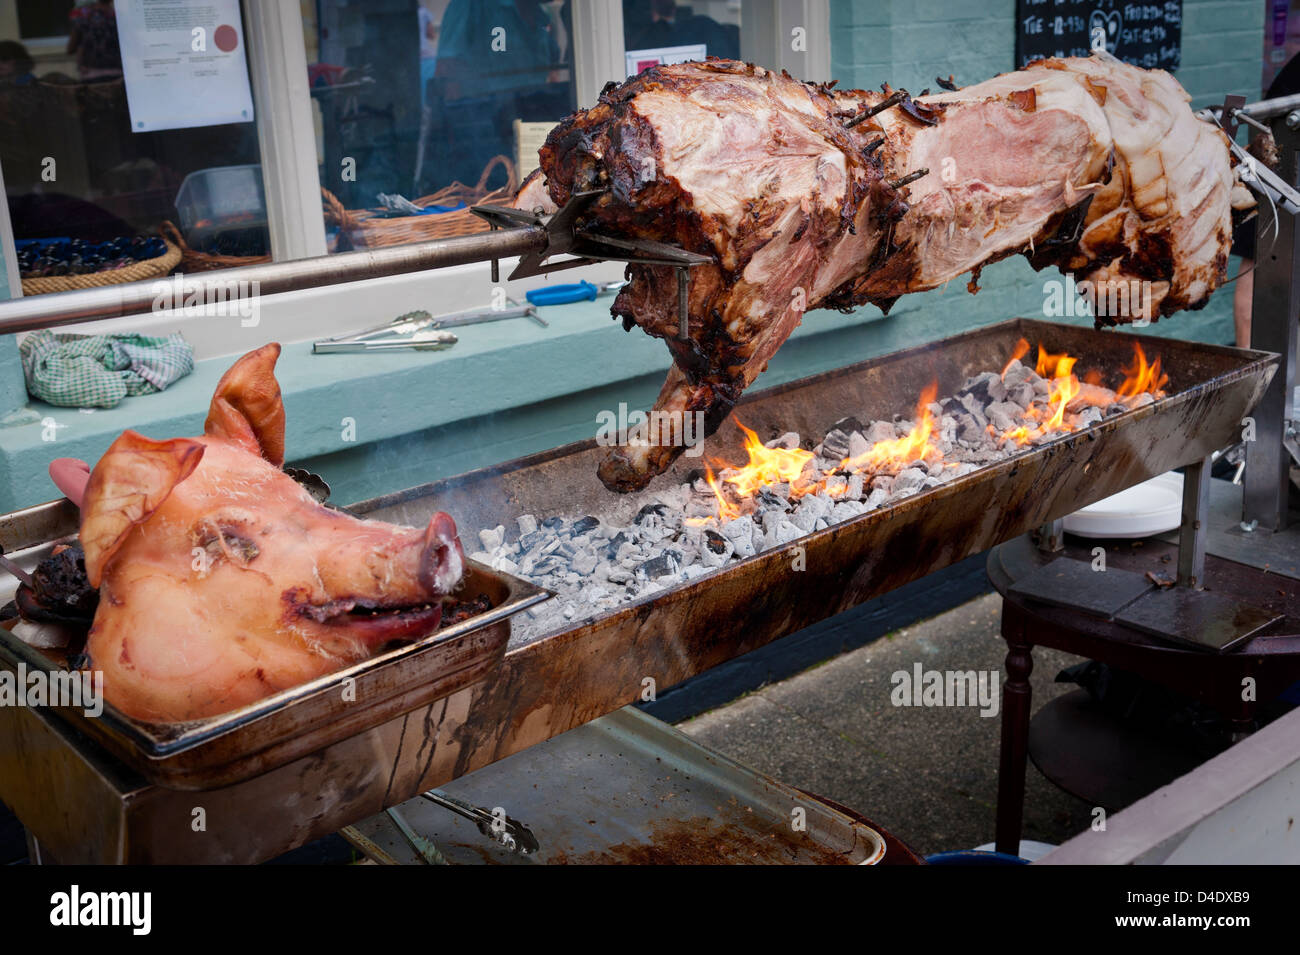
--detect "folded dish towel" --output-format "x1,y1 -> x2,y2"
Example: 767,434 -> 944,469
19,331 -> 195,409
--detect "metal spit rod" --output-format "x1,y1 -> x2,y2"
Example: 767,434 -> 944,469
0,225 -> 548,336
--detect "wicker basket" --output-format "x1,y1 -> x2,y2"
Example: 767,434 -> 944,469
160,220 -> 272,273
324,155 -> 518,250
20,238 -> 182,296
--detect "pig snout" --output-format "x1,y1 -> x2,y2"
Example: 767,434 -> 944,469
421,511 -> 464,594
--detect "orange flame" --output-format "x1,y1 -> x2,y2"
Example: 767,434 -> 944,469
1001,338 -> 1030,379
841,383 -> 940,473
1115,343 -> 1168,398
689,339 -> 1169,524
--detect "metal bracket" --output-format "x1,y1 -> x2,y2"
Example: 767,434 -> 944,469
1177,457 -> 1212,589
472,192 -> 712,340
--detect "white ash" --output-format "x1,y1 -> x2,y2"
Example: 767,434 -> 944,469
479,358 -> 1148,646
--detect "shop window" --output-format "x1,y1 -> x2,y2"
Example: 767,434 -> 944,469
311,0 -> 576,254
0,0 -> 269,289
623,0 -> 741,75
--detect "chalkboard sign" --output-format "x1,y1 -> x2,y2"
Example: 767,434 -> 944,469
1016,1 -> 1182,73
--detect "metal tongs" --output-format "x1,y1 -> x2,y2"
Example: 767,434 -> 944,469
419,789 -> 540,856
312,302 -> 547,354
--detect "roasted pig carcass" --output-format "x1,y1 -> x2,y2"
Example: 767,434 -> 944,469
65,344 -> 465,722
525,55 -> 1250,492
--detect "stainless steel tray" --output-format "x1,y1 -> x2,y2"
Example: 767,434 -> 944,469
0,499 -> 549,790
343,705 -> 886,865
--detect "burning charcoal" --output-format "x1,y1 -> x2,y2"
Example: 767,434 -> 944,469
607,568 -> 633,585
871,474 -> 895,493
638,551 -> 682,580
492,555 -> 520,574
517,514 -> 538,537
470,550 -> 492,564
586,586 -> 611,604
1001,360 -> 1033,389
957,393 -> 988,427
825,474 -> 848,496
700,531 -> 733,567
572,515 -> 601,535
479,525 -> 506,552
1066,382 -> 1117,414
1004,382 -> 1035,408
955,412 -> 983,445
847,472 -> 866,499
1033,376 -> 1051,397
926,459 -> 947,477
846,431 -> 870,460
959,371 -> 1007,405
602,531 -> 630,559
793,494 -> 833,532
571,551 -> 599,576
542,516 -> 566,531
863,420 -> 895,446
1104,402 -> 1127,416
865,487 -> 890,509
832,415 -> 866,434
563,603 -> 577,620
892,467 -> 929,495
721,515 -> 757,558
1075,406 -> 1104,428
985,401 -> 1023,433
1126,392 -> 1155,409
762,518 -> 803,550
820,428 -> 852,461
758,486 -> 790,510
765,431 -> 802,450
831,500 -> 865,521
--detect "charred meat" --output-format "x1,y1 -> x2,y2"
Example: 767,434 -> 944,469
531,55 -> 1249,491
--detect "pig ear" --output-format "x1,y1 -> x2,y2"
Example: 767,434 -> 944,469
80,431 -> 205,588
204,343 -> 286,467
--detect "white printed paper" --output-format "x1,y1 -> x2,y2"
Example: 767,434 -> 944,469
625,44 -> 708,78
116,0 -> 255,133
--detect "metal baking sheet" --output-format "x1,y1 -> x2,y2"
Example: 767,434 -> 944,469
343,706 -> 885,865
0,498 -> 550,790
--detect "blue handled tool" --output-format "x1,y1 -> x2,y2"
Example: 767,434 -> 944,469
525,279 -> 627,306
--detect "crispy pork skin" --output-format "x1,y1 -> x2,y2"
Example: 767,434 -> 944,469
530,56 -> 1241,491
77,344 -> 465,722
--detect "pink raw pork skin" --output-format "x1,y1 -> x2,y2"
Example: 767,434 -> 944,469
78,343 -> 465,722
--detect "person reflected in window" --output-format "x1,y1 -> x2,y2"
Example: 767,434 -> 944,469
625,0 -> 740,60
0,41 -> 36,86
67,0 -> 122,82
432,0 -> 564,185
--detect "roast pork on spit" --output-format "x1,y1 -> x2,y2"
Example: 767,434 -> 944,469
518,54 -> 1251,492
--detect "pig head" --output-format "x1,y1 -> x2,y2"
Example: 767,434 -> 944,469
78,343 -> 465,723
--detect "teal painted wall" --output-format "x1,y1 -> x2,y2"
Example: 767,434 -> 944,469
0,0 -> 1270,510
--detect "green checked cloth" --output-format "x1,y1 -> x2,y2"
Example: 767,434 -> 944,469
19,331 -> 195,409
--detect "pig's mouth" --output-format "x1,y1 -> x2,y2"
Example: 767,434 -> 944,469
295,596 -> 445,645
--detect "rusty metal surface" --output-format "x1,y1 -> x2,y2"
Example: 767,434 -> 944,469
0,553 -> 548,790
342,706 -> 884,865
0,318 -> 1278,863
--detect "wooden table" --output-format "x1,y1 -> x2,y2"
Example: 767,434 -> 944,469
986,533 -> 1300,856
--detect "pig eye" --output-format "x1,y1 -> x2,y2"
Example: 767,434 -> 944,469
194,520 -> 261,564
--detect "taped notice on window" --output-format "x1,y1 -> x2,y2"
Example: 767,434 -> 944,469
117,0 -> 255,132
625,44 -> 707,78
514,121 -> 553,179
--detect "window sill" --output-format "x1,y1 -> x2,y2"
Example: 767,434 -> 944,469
0,297 -> 888,512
